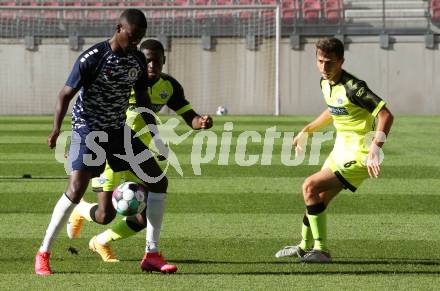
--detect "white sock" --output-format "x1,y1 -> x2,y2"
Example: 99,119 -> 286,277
145,192 -> 165,253
76,200 -> 97,222
96,231 -> 110,246
39,193 -> 76,253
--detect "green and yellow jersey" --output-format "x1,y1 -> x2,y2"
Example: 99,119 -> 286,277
321,70 -> 386,152
128,72 -> 192,115
126,73 -> 192,144
320,70 -> 386,191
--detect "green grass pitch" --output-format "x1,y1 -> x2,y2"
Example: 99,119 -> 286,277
1,115 -> 440,290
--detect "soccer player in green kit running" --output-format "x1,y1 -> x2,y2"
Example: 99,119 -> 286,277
275,37 -> 394,262
67,39 -> 212,273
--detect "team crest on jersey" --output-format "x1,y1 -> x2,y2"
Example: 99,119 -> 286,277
128,68 -> 138,81
97,176 -> 107,185
159,91 -> 169,100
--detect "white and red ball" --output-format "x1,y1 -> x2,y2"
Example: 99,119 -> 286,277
112,182 -> 146,216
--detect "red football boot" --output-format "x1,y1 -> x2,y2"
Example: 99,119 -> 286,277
140,252 -> 177,274
35,251 -> 53,276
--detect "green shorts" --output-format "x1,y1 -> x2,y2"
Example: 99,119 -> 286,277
322,150 -> 369,192
91,163 -> 146,192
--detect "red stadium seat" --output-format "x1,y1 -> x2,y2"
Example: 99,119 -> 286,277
323,0 -> 342,23
260,0 -> 276,18
431,0 -> 440,22
237,0 -> 255,21
84,0 -> 103,20
18,1 -> 38,21
126,1 -> 146,6
63,0 -> 82,21
194,0 -> 211,20
19,0 -> 39,6
145,0 -> 166,5
42,1 -> 60,20
173,0 -> 190,5
216,0 -> 234,5
216,0 -> 234,21
0,1 -> 17,21
172,0 -> 190,19
281,0 -> 299,23
302,0 -> 320,23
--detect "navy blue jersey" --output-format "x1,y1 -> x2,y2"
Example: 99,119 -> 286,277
66,40 -> 147,131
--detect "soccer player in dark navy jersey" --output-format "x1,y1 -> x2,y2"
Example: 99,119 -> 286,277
66,40 -> 213,273
35,9 -> 167,275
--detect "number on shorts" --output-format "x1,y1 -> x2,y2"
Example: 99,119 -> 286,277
344,160 -> 357,168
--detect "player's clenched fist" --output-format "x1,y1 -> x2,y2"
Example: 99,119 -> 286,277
47,129 -> 60,149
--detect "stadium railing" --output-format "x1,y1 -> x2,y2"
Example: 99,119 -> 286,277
0,0 -> 438,38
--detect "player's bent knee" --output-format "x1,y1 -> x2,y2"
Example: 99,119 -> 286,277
94,208 -> 116,225
302,178 -> 316,196
65,190 -> 84,204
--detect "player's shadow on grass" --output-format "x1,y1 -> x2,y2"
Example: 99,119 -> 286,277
125,258 -> 440,266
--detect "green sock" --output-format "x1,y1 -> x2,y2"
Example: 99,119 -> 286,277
299,215 -> 313,250
96,218 -> 138,245
307,209 -> 328,251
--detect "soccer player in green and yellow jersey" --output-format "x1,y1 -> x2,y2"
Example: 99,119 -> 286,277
275,37 -> 394,262
67,39 -> 213,273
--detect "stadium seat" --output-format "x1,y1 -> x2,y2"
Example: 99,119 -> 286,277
302,0 -> 321,23
260,0 -> 276,18
215,0 -> 234,21
237,0 -> 255,21
145,0 -> 166,5
19,0 -> 39,6
84,1 -> 103,20
323,0 -> 342,23
172,0 -> 190,19
281,0 -> 299,23
42,1 -> 60,20
126,1 -> 146,6
0,1 -> 17,21
63,0 -> 82,21
194,0 -> 211,21
431,0 -> 440,23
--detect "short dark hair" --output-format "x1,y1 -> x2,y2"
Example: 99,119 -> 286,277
316,37 -> 344,59
140,39 -> 165,55
120,9 -> 147,29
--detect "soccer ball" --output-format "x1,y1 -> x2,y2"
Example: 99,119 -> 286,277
216,105 -> 228,116
112,182 -> 147,216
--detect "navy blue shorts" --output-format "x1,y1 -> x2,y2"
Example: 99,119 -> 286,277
67,125 -> 161,178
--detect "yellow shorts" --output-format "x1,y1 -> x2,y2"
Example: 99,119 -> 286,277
322,150 -> 369,192
91,163 -> 145,192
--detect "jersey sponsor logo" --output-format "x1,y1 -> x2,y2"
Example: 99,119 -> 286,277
97,176 -> 107,185
356,87 -> 365,97
128,68 -> 138,81
328,105 -> 348,115
159,90 -> 169,100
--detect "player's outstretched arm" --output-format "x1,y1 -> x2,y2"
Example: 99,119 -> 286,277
180,109 -> 213,130
367,106 -> 394,178
293,109 -> 332,155
48,86 -> 79,149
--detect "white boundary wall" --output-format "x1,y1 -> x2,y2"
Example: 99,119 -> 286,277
1,35 -> 439,115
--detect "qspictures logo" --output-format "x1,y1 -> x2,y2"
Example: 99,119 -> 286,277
54,108 -> 386,183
